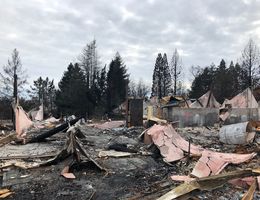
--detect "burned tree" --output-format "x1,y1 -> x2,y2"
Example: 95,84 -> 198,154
78,40 -> 100,88
0,49 -> 27,127
136,79 -> 150,98
241,39 -> 260,88
128,78 -> 150,98
170,49 -> 182,95
0,49 -> 27,100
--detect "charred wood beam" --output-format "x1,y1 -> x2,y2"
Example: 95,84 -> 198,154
28,118 -> 81,143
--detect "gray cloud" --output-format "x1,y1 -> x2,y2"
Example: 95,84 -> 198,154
1,0 -> 260,88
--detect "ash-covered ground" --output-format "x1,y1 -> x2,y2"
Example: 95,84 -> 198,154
1,124 -> 259,200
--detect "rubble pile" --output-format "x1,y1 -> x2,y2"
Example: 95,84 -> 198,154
0,118 -> 259,199
0,89 -> 260,199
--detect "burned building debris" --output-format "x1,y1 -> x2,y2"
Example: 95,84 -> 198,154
0,93 -> 260,200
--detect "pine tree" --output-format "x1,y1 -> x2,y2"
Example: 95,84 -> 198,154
151,53 -> 172,98
98,65 -> 107,98
162,53 -> 172,96
55,63 -> 89,116
212,59 -> 230,103
106,53 -> 128,113
95,65 -> 107,115
189,64 -> 216,99
226,61 -> 240,98
151,53 -> 163,98
29,77 -> 56,113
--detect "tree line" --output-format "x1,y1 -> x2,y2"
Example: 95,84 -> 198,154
150,39 -> 260,104
0,40 -> 132,119
189,39 -> 260,103
0,38 -> 259,119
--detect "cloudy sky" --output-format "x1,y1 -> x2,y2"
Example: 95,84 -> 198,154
1,0 -> 260,88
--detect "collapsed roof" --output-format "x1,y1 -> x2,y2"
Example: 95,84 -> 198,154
190,90 -> 220,108
221,88 -> 258,108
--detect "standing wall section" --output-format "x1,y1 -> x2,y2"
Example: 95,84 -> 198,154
163,107 -> 219,127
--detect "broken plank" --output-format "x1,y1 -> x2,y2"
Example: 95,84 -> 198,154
0,189 -> 10,195
157,169 -> 260,200
157,182 -> 199,200
241,178 -> 257,200
0,153 -> 57,160
0,132 -> 16,147
0,192 -> 13,199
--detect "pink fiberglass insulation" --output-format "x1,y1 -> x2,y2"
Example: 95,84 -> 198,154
148,124 -> 257,179
229,177 -> 255,188
164,125 -> 203,155
34,105 -> 43,121
161,137 -> 184,162
224,88 -> 258,108
147,124 -> 203,162
190,90 -> 220,108
94,121 -> 125,129
191,150 -> 256,178
15,106 -> 33,136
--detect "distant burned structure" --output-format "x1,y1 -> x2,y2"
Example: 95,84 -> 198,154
162,88 -> 260,127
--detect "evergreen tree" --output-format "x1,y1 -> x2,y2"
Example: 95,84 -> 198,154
106,53 -> 128,113
189,60 -> 253,102
151,53 -> 172,98
29,77 -> 56,113
212,59 -> 230,103
162,53 -> 172,96
95,65 -> 107,115
236,62 -> 250,91
189,64 -> 216,98
99,65 -> 107,98
227,62 -> 242,98
55,63 -> 89,116
151,53 -> 163,98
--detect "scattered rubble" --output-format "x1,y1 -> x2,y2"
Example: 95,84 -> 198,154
0,94 -> 260,199
158,169 -> 260,200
